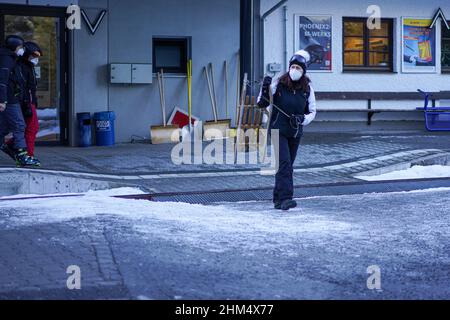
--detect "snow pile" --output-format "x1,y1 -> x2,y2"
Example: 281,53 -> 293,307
0,187 -> 145,200
356,165 -> 450,181
84,187 -> 146,197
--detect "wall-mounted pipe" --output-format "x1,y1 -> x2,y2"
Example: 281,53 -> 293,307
260,0 -> 288,76
283,5 -> 288,72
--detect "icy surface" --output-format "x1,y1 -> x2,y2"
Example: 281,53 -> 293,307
357,165 -> 450,181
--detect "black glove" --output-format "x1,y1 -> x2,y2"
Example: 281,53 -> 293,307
263,76 -> 272,86
262,76 -> 272,92
257,76 -> 273,109
261,76 -> 272,99
290,115 -> 305,128
299,114 -> 305,124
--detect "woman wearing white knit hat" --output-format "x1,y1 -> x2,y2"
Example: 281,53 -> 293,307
257,50 -> 317,211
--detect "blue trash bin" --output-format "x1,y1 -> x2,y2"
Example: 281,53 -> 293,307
93,111 -> 116,146
76,112 -> 92,147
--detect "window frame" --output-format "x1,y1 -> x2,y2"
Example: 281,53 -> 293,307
441,22 -> 450,74
342,17 -> 394,72
152,37 -> 191,74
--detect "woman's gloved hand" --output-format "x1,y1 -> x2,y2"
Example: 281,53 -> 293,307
262,76 -> 272,95
290,114 -> 306,129
300,114 -> 305,125
257,76 -> 273,108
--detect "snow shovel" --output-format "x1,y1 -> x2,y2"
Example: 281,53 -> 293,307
203,63 -> 231,141
150,70 -> 180,144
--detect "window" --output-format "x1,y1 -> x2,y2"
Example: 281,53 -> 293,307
343,18 -> 393,71
153,38 -> 190,74
442,23 -> 450,73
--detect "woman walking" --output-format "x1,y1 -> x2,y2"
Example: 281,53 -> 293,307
257,50 -> 317,211
18,41 -> 43,166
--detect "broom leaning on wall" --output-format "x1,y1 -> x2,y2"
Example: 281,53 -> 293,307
203,62 -> 232,141
150,70 -> 180,144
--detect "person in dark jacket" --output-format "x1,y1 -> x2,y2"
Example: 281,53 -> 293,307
0,35 -> 35,166
15,41 -> 42,165
257,50 -> 317,211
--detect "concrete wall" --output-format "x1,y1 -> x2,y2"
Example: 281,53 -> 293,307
262,0 -> 450,123
71,0 -> 241,145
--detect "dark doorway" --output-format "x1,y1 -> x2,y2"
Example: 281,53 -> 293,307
0,4 -> 69,145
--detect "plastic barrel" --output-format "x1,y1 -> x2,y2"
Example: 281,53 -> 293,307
93,111 -> 116,146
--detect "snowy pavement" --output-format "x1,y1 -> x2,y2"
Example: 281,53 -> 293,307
1,187 -> 450,299
356,165 -> 450,181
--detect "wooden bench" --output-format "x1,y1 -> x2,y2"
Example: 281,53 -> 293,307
315,91 -> 450,125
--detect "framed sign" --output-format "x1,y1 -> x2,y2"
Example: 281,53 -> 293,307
402,17 -> 437,73
294,15 -> 333,72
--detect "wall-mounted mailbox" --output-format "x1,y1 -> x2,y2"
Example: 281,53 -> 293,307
110,64 -> 131,84
268,63 -> 282,73
110,63 -> 153,84
131,64 -> 153,84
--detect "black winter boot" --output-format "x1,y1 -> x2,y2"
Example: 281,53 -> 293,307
281,200 -> 297,211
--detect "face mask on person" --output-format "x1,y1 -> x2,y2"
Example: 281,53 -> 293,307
16,47 -> 25,57
30,58 -> 39,66
289,68 -> 303,82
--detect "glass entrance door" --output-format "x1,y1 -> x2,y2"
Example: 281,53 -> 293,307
1,5 -> 68,145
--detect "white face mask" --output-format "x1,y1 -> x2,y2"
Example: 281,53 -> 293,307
30,58 -> 39,66
16,48 -> 25,57
289,68 -> 303,82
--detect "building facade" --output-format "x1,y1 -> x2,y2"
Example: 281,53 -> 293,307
262,0 -> 450,131
1,0 -> 449,147
1,0 -> 254,145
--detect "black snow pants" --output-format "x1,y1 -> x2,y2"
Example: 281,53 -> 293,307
273,134 -> 301,204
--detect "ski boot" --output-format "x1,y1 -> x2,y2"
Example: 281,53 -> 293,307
1,143 -> 16,162
14,149 -> 38,167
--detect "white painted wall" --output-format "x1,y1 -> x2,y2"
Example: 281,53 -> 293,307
262,0 -> 450,123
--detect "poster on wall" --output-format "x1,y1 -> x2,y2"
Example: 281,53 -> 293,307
294,15 -> 332,72
402,18 -> 437,73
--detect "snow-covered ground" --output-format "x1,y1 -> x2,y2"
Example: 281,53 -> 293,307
356,165 -> 450,181
1,187 -> 450,299
0,188 -> 356,253
0,187 -> 449,253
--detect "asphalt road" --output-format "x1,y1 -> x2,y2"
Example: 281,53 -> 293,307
1,186 -> 449,299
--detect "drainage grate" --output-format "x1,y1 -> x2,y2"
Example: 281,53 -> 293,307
151,178 -> 450,204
